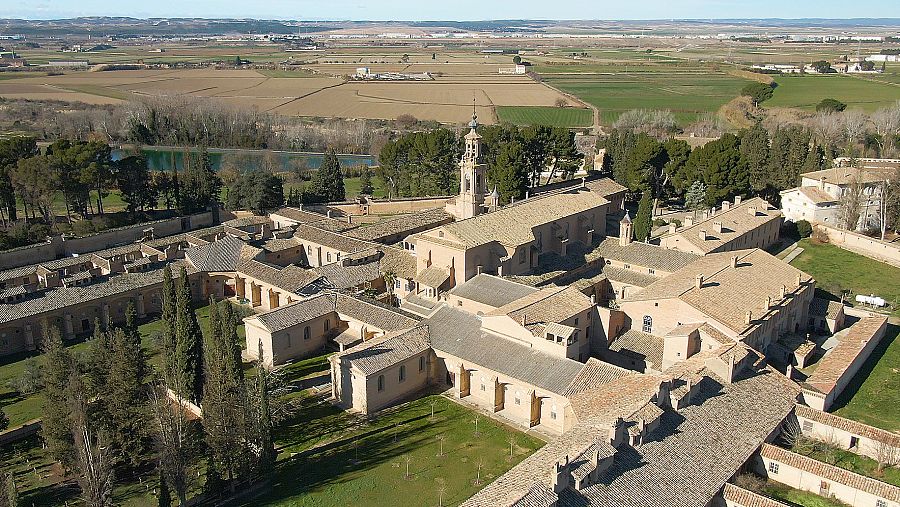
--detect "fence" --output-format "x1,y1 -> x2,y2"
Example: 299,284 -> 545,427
817,225 -> 900,268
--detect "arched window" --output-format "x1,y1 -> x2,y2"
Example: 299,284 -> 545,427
642,315 -> 652,333
303,326 -> 310,340
399,365 -> 406,382
377,375 -> 385,391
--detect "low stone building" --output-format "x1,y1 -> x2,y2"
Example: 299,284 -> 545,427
659,197 -> 782,256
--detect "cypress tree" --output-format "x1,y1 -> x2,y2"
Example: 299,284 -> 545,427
161,266 -> 177,383
157,471 -> 171,507
123,301 -> 146,382
255,341 -> 275,473
42,326 -> 77,470
219,302 -> 244,385
634,191 -> 653,242
173,268 -> 202,401
309,149 -> 345,202
88,318 -> 112,393
1,472 -> 17,507
105,328 -> 149,470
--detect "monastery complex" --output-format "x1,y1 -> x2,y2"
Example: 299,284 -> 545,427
0,116 -> 896,507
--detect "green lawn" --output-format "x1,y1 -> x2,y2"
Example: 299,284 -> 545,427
762,482 -> 851,507
0,303 -> 246,428
767,74 -> 900,112
241,394 -> 544,507
496,106 -> 593,127
791,438 -> 900,487
542,69 -> 751,126
789,239 -> 900,316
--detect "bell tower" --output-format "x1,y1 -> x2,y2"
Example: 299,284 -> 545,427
454,102 -> 487,219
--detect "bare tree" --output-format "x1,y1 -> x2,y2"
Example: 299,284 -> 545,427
70,374 -> 115,507
878,169 -> 900,240
870,104 -> 900,157
686,112 -> 727,138
812,112 -> 844,159
838,173 -> 866,231
151,387 -> 191,506
404,455 -> 412,479
436,434 -> 446,457
875,441 -> 900,473
841,110 -> 868,151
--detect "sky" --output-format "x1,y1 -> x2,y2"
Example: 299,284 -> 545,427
7,0 -> 900,21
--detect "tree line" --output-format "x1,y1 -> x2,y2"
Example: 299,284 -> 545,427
16,266 -> 275,507
377,124 -> 582,204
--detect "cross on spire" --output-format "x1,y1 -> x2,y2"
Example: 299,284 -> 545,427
468,97 -> 478,129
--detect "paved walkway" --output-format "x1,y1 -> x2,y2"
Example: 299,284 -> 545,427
783,247 -> 805,264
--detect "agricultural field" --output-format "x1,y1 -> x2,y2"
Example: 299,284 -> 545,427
766,74 -> 900,112
496,106 -> 592,127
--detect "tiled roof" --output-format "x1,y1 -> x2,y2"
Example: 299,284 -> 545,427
436,187 -> 608,248
802,166 -> 897,186
345,208 -> 452,242
261,236 -> 303,252
248,294 -> 336,333
414,265 -> 450,288
311,258 -> 381,290
185,235 -> 253,272
271,207 -> 332,224
448,274 -> 539,308
601,265 -> 658,288
795,186 -> 838,205
559,371 -> 799,507
806,316 -> 888,394
378,246 -> 417,279
338,326 -> 430,376
794,404 -> 900,448
662,197 -> 781,254
425,306 -> 585,395
334,293 -> 419,332
237,259 -> 318,293
487,286 -> 594,337
760,443 -> 900,502
223,215 -> 270,228
627,249 -> 812,334
294,224 -> 375,254
608,328 -> 665,369
563,358 -> 634,397
584,178 -> 628,198
809,296 -> 845,320
721,484 -> 790,507
595,237 -> 700,273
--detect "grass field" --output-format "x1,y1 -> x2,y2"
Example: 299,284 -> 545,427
242,394 -> 544,507
542,69 -> 751,125
767,74 -> 900,112
789,239 -> 900,315
791,438 -> 900,487
496,106 -> 593,127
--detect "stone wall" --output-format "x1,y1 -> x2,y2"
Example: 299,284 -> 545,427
818,225 -> 900,268
0,211 -> 221,270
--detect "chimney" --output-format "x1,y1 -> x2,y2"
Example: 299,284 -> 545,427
796,274 -> 803,287
525,190 -> 530,199
684,217 -> 693,227
745,310 -> 753,325
734,195 -> 742,206
590,294 -> 597,305
668,222 -> 677,234
780,285 -> 786,298
765,296 -> 772,309
521,314 -> 527,326
730,256 -> 737,268
699,230 -> 707,241
747,206 -> 757,216
713,221 -> 723,234
721,200 -> 730,211
581,176 -> 587,188
347,214 -> 353,224
476,265 -> 483,275
695,273 -> 704,289
326,210 -> 333,219
820,176 -> 826,190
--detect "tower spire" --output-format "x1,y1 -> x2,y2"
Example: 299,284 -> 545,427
469,97 -> 478,130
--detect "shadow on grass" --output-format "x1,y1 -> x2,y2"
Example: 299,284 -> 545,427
829,323 -> 898,412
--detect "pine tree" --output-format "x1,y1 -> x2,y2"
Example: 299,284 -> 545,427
634,192 -> 653,242
740,123 -> 770,195
684,181 -> 708,215
41,326 -> 77,470
309,149 -> 345,202
173,268 -> 202,402
123,301 -> 146,382
359,166 -> 374,195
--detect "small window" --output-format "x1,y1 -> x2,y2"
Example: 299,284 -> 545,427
515,394 -> 521,405
399,365 -> 406,382
642,315 -> 652,334
287,333 -> 292,348
304,326 -> 311,340
324,319 -> 331,332
551,408 -> 557,420
377,375 -> 385,391
648,268 -> 655,275
327,252 -> 332,262
336,253 -> 341,261
876,500 -> 887,507
419,356 -> 425,372
768,461 -> 779,474
480,383 -> 486,391
623,264 -> 631,269
518,248 -> 526,264
574,318 -> 579,326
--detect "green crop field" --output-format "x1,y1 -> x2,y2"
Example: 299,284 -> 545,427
767,74 -> 900,111
542,69 -> 751,125
496,106 -> 593,127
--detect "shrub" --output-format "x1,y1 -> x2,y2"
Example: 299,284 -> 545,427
652,218 -> 668,227
741,82 -> 774,105
9,358 -> 43,395
816,98 -> 847,113
796,220 -> 812,238
811,226 -> 830,244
